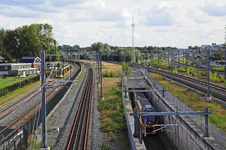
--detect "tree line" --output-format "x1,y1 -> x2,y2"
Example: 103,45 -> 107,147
0,23 -> 59,62
58,42 -> 178,62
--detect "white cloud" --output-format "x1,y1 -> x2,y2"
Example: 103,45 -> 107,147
201,0 -> 226,17
0,0 -> 46,6
142,2 -> 184,26
0,5 -> 42,18
188,7 -> 213,23
5,22 -> 15,29
153,27 -> 177,32
0,0 -> 225,48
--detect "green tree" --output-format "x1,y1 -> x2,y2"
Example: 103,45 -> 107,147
2,29 -> 20,61
0,28 -> 5,57
91,42 -> 105,51
18,24 -> 40,57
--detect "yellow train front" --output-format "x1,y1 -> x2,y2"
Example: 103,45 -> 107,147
56,64 -> 71,78
135,92 -> 158,135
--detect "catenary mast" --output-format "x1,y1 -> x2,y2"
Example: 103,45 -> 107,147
131,18 -> 135,62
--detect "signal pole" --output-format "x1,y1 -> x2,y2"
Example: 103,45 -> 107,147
131,18 -> 135,62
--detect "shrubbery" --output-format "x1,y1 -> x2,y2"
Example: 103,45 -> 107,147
122,62 -> 132,71
173,69 -> 178,74
103,70 -> 115,77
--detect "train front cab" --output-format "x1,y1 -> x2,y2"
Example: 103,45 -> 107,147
136,100 -> 158,135
141,105 -> 158,135
56,68 -> 63,77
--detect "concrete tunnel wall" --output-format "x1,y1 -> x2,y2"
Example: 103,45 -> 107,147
143,78 -> 225,150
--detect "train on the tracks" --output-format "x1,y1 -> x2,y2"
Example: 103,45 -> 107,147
56,64 -> 72,77
134,92 -> 158,135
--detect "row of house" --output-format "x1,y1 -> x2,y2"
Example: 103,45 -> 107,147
0,57 -> 41,76
201,43 -> 225,51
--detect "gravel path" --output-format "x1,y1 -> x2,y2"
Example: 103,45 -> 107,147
90,67 -> 104,150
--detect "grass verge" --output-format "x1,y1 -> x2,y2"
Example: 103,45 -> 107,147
0,81 -> 40,109
98,62 -> 129,150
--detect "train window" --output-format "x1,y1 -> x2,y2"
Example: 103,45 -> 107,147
146,116 -> 155,122
143,109 -> 156,125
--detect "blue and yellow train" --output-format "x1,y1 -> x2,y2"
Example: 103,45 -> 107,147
56,64 -> 72,78
135,92 -> 158,135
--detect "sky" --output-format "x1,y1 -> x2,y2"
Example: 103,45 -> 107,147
0,0 -> 226,48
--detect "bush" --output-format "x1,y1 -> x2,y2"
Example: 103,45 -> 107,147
220,76 -> 224,82
103,70 -> 110,77
210,75 -> 213,81
185,70 -> 190,75
213,72 -> 218,78
173,69 -> 178,74
110,71 -> 115,77
122,62 -> 132,71
224,79 -> 226,86
148,61 -> 151,66
11,58 -> 17,63
212,76 -> 216,82
213,76 -> 220,82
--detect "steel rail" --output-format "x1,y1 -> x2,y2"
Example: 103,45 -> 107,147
66,67 -> 90,150
128,63 -> 226,101
66,64 -> 93,150
0,78 -> 60,121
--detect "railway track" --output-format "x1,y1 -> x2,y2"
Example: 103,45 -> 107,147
0,63 -> 79,145
171,58 -> 225,75
143,131 -> 177,150
66,64 -> 93,150
0,78 -> 60,122
129,63 -> 226,101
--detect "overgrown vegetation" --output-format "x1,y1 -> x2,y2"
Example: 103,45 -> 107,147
122,62 -> 132,71
98,85 -> 126,133
102,70 -> 115,77
98,62 -> 130,150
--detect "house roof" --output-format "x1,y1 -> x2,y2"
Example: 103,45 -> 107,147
0,63 -> 31,66
20,56 -> 39,63
0,56 -> 4,60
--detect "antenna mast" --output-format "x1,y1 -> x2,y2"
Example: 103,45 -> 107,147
131,17 -> 135,62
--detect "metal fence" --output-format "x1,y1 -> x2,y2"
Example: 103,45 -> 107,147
0,76 -> 40,97
122,71 -> 136,150
0,62 -> 81,150
142,68 -> 226,147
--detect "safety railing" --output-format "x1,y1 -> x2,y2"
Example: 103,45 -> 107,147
122,71 -> 137,150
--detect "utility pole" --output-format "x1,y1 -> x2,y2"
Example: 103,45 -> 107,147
186,49 -> 187,72
207,48 -> 210,98
100,51 -> 103,99
158,49 -> 159,68
225,49 -> 226,77
178,50 -> 179,73
40,51 -> 49,149
131,18 -> 135,62
171,50 -> 173,81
